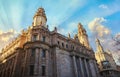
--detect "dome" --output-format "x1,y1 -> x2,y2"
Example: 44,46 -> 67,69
33,7 -> 47,26
33,7 -> 47,21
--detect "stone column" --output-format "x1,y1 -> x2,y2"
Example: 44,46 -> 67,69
73,56 -> 78,77
89,60 -> 99,77
46,50 -> 49,77
79,57 -> 85,77
93,60 -> 100,77
84,59 -> 90,77
87,60 -> 92,77
39,48 -> 42,76
34,48 -> 39,75
23,48 -> 31,76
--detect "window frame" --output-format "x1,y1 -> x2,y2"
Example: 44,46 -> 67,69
31,48 -> 35,57
33,34 -> 38,41
42,36 -> 46,42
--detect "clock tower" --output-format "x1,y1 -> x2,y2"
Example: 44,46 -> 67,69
33,7 -> 47,27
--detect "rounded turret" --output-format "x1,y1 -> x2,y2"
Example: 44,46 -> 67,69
33,7 -> 47,26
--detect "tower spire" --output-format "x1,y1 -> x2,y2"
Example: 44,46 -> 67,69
77,22 -> 90,49
96,38 -> 104,52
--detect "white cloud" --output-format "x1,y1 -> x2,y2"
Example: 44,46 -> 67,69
88,17 -> 111,38
99,4 -> 108,9
0,29 -> 18,51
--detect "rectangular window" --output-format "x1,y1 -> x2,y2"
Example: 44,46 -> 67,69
66,44 -> 68,48
62,43 -> 64,47
41,49 -> 46,58
29,65 -> 34,76
42,36 -> 46,42
33,35 -> 38,41
31,48 -> 35,56
42,66 -> 46,76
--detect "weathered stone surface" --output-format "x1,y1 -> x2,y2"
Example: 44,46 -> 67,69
56,48 -> 74,77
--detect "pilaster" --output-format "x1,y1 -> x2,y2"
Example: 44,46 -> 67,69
73,56 -> 78,77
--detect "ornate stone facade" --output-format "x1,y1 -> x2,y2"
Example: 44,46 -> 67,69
0,8 -> 100,77
95,39 -> 120,77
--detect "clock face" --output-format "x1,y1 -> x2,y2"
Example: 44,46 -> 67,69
38,16 -> 46,25
34,16 -> 46,26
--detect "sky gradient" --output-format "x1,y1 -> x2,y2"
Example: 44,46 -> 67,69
0,0 -> 120,64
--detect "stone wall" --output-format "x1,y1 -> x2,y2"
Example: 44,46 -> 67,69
56,47 -> 74,77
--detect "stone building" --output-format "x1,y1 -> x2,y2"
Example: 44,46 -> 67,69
95,39 -> 120,77
117,65 -> 120,71
0,7 -> 100,77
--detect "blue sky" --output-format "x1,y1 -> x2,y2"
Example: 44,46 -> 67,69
0,0 -> 120,58
0,0 -> 119,33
